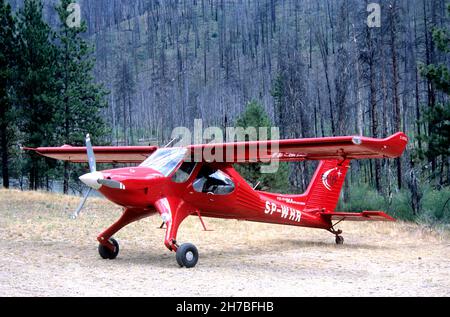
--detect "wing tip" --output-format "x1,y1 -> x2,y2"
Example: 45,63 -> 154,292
21,146 -> 36,152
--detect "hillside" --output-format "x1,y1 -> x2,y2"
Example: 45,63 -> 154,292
7,0 -> 448,145
0,189 -> 449,296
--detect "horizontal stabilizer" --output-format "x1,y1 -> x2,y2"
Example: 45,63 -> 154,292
320,211 -> 395,222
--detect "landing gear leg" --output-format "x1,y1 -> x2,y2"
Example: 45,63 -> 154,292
327,227 -> 344,245
155,198 -> 198,268
97,208 -> 152,259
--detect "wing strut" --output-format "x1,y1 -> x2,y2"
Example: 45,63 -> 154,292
195,210 -> 212,231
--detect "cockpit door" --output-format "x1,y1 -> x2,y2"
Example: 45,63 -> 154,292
183,164 -> 236,214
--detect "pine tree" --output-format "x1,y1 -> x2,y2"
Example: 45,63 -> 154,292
418,4 -> 450,186
114,60 -> 136,146
15,0 -> 60,190
234,100 -> 289,193
0,0 -> 16,189
54,0 -> 108,193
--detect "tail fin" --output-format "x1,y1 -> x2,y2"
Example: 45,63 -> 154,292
303,159 -> 351,211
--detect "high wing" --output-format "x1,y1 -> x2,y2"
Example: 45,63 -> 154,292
187,132 -> 408,163
23,145 -> 158,163
24,132 -> 407,164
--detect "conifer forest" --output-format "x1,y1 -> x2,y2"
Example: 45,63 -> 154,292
1,0 -> 449,224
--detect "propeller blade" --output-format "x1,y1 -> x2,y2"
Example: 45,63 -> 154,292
71,187 -> 92,219
85,134 -> 96,173
97,178 -> 126,190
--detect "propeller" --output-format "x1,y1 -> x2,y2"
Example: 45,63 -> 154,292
71,134 -> 125,219
86,134 -> 96,173
71,187 -> 92,219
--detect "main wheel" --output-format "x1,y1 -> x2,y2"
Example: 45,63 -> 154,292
98,238 -> 119,259
335,235 -> 344,245
176,243 -> 199,268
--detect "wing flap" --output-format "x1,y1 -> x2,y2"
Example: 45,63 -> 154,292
320,211 -> 395,222
23,145 -> 158,163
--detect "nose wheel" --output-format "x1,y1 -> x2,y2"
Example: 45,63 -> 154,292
175,243 -> 199,268
98,237 -> 120,259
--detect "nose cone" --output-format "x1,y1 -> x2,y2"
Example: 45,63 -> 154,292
79,171 -> 103,189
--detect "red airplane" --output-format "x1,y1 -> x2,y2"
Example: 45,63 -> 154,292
24,132 -> 408,268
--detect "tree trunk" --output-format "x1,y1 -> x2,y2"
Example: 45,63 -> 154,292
370,59 -> 381,193
423,0 -> 437,174
408,158 -> 421,215
390,1 -> 402,190
63,161 -> 69,194
0,127 -> 9,189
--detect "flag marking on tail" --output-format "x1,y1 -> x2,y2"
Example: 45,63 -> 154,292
321,167 -> 344,191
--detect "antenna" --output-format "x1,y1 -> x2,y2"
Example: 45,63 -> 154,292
163,137 -> 179,148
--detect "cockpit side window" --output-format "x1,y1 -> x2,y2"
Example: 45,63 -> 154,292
192,166 -> 235,195
172,162 -> 197,183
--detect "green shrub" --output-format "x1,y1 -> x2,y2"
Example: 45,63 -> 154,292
338,184 -> 415,222
338,184 -> 387,212
388,190 -> 415,222
419,187 -> 450,224
339,184 -> 450,224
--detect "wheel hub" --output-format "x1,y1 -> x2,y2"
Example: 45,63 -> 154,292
186,251 -> 194,262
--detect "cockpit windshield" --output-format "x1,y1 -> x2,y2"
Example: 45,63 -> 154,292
139,148 -> 188,176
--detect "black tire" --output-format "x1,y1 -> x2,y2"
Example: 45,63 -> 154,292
176,243 -> 199,268
98,238 -> 119,259
335,235 -> 344,245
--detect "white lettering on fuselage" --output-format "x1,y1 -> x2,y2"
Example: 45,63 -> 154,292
276,196 -> 306,206
264,201 -> 301,222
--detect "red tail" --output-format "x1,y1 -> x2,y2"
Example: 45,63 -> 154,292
303,159 -> 351,211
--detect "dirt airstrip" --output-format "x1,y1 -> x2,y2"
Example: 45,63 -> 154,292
0,189 -> 449,296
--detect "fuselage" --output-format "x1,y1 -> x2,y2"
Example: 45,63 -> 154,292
93,163 -> 332,231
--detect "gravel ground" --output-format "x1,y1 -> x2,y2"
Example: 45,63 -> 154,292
0,189 -> 449,297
